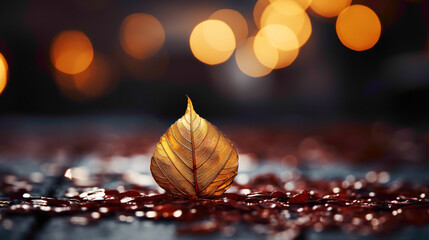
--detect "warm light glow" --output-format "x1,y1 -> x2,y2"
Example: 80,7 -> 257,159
336,5 -> 381,51
260,24 -> 299,51
293,0 -> 313,9
270,0 -> 312,9
0,52 -> 8,95
261,0 -> 312,47
275,47 -> 299,69
255,0 -> 312,29
72,55 -> 116,98
254,33 -> 278,69
310,0 -> 351,18
54,54 -> 117,101
253,0 -> 270,29
259,25 -> 300,69
209,9 -> 248,46
235,37 -> 273,77
190,20 -> 236,65
51,30 -> 94,74
120,13 -> 165,60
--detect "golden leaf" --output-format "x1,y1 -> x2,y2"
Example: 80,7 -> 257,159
150,97 -> 239,198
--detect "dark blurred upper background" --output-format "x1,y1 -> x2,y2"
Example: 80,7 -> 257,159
0,0 -> 428,126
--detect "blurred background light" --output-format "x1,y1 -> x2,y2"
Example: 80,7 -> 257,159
254,33 -> 278,69
209,9 -> 248,47
72,54 -> 117,99
54,53 -> 118,101
255,0 -> 312,29
290,0 -> 313,10
119,13 -> 165,60
50,30 -> 94,74
310,0 -> 351,18
275,47 -> 299,69
121,51 -> 169,80
254,0 -> 271,29
236,37 -> 273,78
259,24 -> 300,69
211,59 -> 274,102
261,0 -> 312,48
0,52 -> 8,95
336,5 -> 381,51
189,19 -> 236,65
0,0 -> 427,124
260,24 -> 299,51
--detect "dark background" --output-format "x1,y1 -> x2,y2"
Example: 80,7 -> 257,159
0,0 -> 428,126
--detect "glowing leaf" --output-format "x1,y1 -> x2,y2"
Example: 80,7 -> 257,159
150,97 -> 239,198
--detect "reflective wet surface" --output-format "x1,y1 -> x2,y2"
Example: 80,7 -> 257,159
1,118 -> 429,239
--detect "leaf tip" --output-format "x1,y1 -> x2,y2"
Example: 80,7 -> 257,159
186,95 -> 194,113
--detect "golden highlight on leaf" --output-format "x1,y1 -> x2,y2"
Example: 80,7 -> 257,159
150,97 -> 239,198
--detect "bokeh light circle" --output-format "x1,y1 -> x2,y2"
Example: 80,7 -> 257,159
54,54 -> 118,101
72,55 -> 117,98
275,47 -> 299,69
259,24 -> 300,69
310,0 -> 351,18
260,24 -> 299,51
254,0 -> 271,29
254,33 -> 278,69
270,0 -> 312,10
255,0 -> 313,29
261,0 -> 312,47
0,52 -> 8,95
50,30 -> 94,74
190,20 -> 236,65
336,5 -> 381,51
235,37 -> 273,78
209,9 -> 248,46
292,0 -> 313,9
120,13 -> 165,60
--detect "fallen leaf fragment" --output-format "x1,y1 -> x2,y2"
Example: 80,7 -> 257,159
288,190 -> 310,203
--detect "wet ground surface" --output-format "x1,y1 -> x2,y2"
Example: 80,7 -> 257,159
1,117 -> 429,240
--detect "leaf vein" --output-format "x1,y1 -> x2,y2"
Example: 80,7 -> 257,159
160,140 -> 195,187
198,146 -> 234,192
152,156 -> 189,196
171,125 -> 191,151
196,128 -> 221,169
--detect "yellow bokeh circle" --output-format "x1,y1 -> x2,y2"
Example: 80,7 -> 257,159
236,37 -> 273,78
261,0 -> 312,47
190,20 -> 236,65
